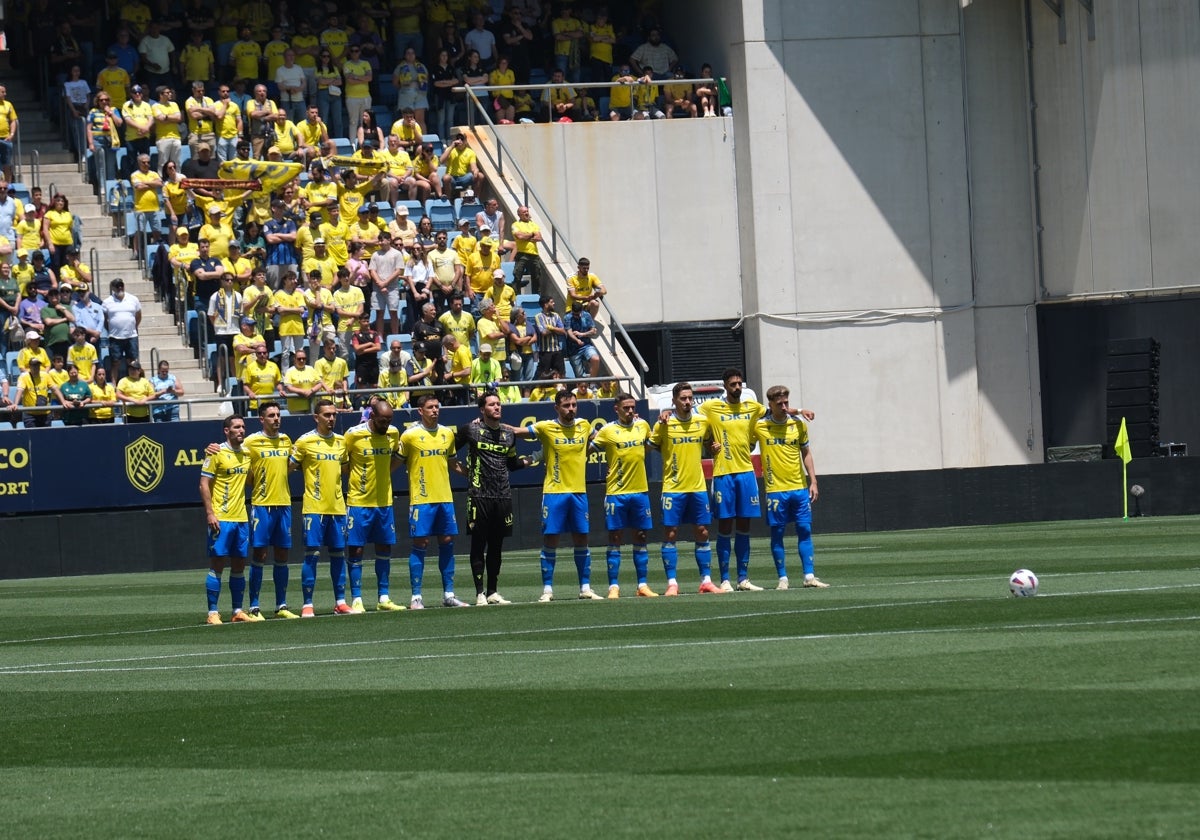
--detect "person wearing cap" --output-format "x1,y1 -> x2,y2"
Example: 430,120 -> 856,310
232,315 -> 266,379
376,353 -> 408,408
452,217 -> 478,260
487,265 -> 516,322
102,278 -> 142,381
152,86 -> 184,170
428,230 -> 464,309
121,84 -> 155,176
117,358 -> 155,423
168,225 -> 199,276
213,80 -> 244,163
476,297 -> 506,368
181,137 -> 220,188
567,256 -> 607,318
465,238 -> 501,300
97,52 -> 132,119
440,132 -> 484,198
388,203 -> 418,250
468,341 -> 503,387
39,287 -> 76,361
402,338 -> 435,400
13,353 -> 51,427
185,80 -> 218,159
17,330 -> 51,373
350,203 -> 383,259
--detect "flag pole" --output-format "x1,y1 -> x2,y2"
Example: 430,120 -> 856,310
1122,457 -> 1129,520
1114,417 -> 1132,520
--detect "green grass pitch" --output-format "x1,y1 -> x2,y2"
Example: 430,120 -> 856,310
1,517 -> 1197,838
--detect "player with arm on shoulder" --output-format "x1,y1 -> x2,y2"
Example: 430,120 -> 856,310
288,398 -> 351,617
343,398 -> 407,612
242,401 -> 300,618
649,382 -> 723,595
198,414 -> 253,624
399,394 -> 470,609
513,389 -> 602,602
755,385 -> 827,590
590,392 -> 656,598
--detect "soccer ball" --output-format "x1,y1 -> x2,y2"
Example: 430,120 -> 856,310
1009,569 -> 1039,597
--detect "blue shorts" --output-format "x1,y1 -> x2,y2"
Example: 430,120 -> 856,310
251,505 -> 293,549
348,505 -> 397,546
712,471 -> 761,519
208,520 -> 249,558
450,172 -> 474,189
542,492 -> 589,535
0,140 -> 10,166
409,502 -> 458,538
765,489 -> 812,529
303,513 -> 347,550
605,492 -> 652,532
661,491 -> 711,527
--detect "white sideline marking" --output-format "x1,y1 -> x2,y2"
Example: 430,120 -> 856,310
1,612 -> 1197,676
1,583 -> 1198,676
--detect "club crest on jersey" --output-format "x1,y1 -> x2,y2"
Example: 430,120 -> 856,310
126,435 -> 165,494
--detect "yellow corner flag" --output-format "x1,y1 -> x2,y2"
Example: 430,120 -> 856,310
1114,418 -> 1132,519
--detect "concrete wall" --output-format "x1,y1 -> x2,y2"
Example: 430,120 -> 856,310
1032,0 -> 1200,295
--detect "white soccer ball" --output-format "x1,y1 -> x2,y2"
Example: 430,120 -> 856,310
1009,569 -> 1039,597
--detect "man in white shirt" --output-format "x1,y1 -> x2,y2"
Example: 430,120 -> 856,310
274,49 -> 308,124
102,277 -> 142,380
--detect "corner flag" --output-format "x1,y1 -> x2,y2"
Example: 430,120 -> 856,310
1114,418 -> 1132,465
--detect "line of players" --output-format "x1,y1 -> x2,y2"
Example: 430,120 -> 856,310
198,367 -> 824,622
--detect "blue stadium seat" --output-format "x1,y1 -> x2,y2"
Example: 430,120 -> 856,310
376,204 -> 395,223
178,145 -> 191,165
447,230 -> 460,246
516,293 -> 540,323
397,199 -> 423,217
185,310 -> 200,350
502,262 -> 515,285
332,137 -> 354,157
426,199 -> 455,231
9,182 -> 29,203
454,197 -> 481,223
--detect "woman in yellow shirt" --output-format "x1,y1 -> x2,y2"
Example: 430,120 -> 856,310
117,360 -> 156,422
161,160 -> 190,241
41,194 -> 76,274
88,367 -> 118,423
489,57 -> 516,123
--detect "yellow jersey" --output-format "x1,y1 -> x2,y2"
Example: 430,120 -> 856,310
243,430 -> 293,506
272,288 -> 307,336
201,444 -> 251,522
280,365 -> 321,415
698,399 -> 766,477
66,343 -> 98,381
242,357 -> 281,408
592,419 -> 651,496
399,423 -> 457,504
290,429 -> 347,515
754,416 -> 810,492
532,418 -> 590,495
344,422 -> 401,507
650,413 -> 711,494
315,356 -> 349,391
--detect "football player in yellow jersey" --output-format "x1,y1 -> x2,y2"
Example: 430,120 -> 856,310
755,386 -> 827,591
398,394 -> 468,608
343,399 -> 407,612
515,390 -> 603,602
242,402 -> 300,618
199,414 -> 253,624
698,368 -> 813,592
590,392 -> 657,598
649,382 -> 724,595
289,399 -> 351,616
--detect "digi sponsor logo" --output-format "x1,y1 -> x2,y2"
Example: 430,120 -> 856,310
126,435 -> 165,493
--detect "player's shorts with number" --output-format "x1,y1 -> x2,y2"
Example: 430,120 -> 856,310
765,489 -> 811,528
304,513 -> 347,549
467,496 -> 514,537
712,471 -> 761,519
347,505 -> 396,546
605,492 -> 652,531
661,491 -> 711,527
542,492 -> 589,535
251,504 -> 293,549
409,501 -> 458,538
208,520 -> 250,558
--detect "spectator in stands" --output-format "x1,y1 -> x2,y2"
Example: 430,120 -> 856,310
224,242 -> 254,289
28,252 -> 58,300
404,244 -> 434,328
630,27 -> 679,80
168,225 -> 199,281
229,26 -> 263,87
428,49 -> 459,142
436,19 -> 466,67
565,299 -> 600,379
390,0 -> 424,62
499,9 -> 534,85
181,141 -> 219,186
150,358 -> 183,421
487,266 -> 516,322
439,292 -> 476,349
489,56 -> 516,123
39,288 -> 75,361
117,358 -> 155,423
232,315 -> 266,379
102,277 -> 142,381
415,215 -> 436,249
694,63 -> 723,117
240,221 -> 268,268
390,107 -> 424,156
469,341 -> 503,390
428,230 -> 464,310
507,305 -> 537,383
213,83 -> 243,162
275,49 -> 308,125
330,268 -> 363,358
297,106 -> 334,166
177,28 -> 215,90
465,239 -> 500,303
303,269 -> 335,349
551,4 -> 586,83
544,67 -> 579,122
534,294 -> 565,378
314,49 -> 344,141
109,28 -> 141,79
587,9 -> 616,84
13,356 -> 51,427
121,85 -> 155,177
511,205 -> 543,293
315,336 -> 350,408
86,92 -> 122,187
185,82 -> 219,159
476,297 -> 506,368
567,257 -> 607,317
130,153 -> 163,254
88,367 -> 117,423
664,67 -> 697,118
368,231 -> 405,337
208,272 -> 241,364
59,249 -> 93,298
342,44 -> 374,140
189,237 -> 224,312
70,290 -> 104,349
55,363 -> 92,426
412,301 -> 443,346
242,345 -> 283,411
453,217 -> 478,262
138,20 -> 175,94
404,338 -> 435,402
271,270 -> 307,372
280,348 -> 324,415
351,314 -> 381,390
632,72 -> 664,120
17,330 -> 51,373
349,204 -> 382,259
387,204 -> 416,250
356,111 -> 387,157
264,200 -> 300,288
440,132 -> 484,198
245,84 -> 283,160
98,51 -> 132,110
459,49 -> 490,97
42,194 -> 76,276
442,331 -> 471,404
0,262 -> 17,358
414,143 -> 445,200
62,65 -> 92,155
153,87 -> 184,171
393,47 -> 430,134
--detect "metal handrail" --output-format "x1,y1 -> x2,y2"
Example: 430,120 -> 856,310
27,150 -> 39,190
88,247 -> 100,294
455,86 -> 651,382
149,346 -> 160,371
